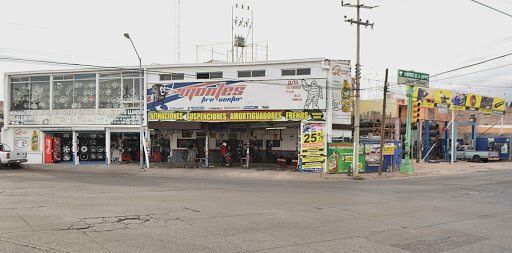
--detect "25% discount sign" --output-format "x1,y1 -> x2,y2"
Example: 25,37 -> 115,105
302,132 -> 324,144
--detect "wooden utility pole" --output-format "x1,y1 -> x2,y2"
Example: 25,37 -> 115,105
378,69 -> 388,176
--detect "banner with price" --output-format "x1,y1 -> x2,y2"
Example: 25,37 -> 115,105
300,122 -> 325,172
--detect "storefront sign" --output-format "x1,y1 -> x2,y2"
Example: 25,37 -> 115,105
13,128 -> 40,152
148,110 -> 326,122
327,143 -> 365,173
300,122 -> 325,172
413,87 -> 506,115
9,109 -> 141,125
147,79 -> 327,111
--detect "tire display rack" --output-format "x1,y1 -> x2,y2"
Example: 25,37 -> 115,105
77,133 -> 106,162
52,133 -> 73,162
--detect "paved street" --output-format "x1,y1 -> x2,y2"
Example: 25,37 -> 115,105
1,163 -> 512,253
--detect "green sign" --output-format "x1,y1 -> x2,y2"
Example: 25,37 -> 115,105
398,69 -> 429,88
326,143 -> 365,173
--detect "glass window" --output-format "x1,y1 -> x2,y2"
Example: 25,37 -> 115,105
11,82 -> 29,110
160,73 -> 184,81
252,70 -> 265,77
160,74 -> 172,81
197,72 -> 209,79
282,69 -> 296,76
99,78 -> 122,109
197,72 -> 223,79
297,68 -> 311,75
172,73 -> 184,80
210,72 -> 223,79
52,75 -> 95,109
11,76 -> 50,111
238,71 -> 251,78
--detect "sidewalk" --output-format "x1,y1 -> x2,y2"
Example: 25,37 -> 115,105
12,160 -> 511,181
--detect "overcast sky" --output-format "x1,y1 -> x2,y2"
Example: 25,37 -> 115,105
1,0 -> 512,102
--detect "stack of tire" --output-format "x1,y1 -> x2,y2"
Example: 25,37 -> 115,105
360,120 -> 374,137
427,122 -> 442,160
78,138 -> 105,161
62,135 -> 72,162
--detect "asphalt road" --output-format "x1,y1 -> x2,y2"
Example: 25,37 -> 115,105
1,164 -> 511,253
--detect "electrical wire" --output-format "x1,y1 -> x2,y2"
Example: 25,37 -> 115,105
470,0 -> 512,18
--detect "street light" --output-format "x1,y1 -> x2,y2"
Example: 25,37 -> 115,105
124,33 -> 145,170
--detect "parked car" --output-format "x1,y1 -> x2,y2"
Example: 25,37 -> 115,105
456,145 -> 499,162
0,144 -> 28,167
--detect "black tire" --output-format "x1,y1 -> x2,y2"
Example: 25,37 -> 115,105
472,155 -> 481,163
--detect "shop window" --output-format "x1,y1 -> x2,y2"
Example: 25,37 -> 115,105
281,68 -> 311,76
160,73 -> 184,81
197,72 -> 223,79
237,70 -> 265,78
182,130 -> 193,138
53,74 -> 96,109
98,72 -> 142,109
99,73 -> 122,109
122,72 -> 142,107
11,76 -> 50,111
270,140 -> 281,147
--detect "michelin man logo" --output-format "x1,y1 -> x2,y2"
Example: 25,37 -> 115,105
302,79 -> 323,110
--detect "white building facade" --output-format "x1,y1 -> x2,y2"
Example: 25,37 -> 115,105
3,58 -> 352,171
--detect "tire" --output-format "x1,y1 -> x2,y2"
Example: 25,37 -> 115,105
472,155 -> 481,163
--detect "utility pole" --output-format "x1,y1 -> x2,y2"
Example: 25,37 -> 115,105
342,0 -> 376,177
378,69 -> 388,176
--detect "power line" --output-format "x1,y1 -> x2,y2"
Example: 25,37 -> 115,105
470,0 -> 512,18
431,51 -> 512,78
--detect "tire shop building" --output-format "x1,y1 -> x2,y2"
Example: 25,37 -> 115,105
3,69 -> 144,164
146,58 -> 352,171
2,58 -> 352,171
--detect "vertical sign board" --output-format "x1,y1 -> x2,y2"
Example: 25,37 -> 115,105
300,122 -> 325,172
44,136 -> 53,163
329,62 -> 352,125
327,143 -> 365,173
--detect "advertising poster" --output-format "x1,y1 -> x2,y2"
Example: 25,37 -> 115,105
147,79 -> 327,112
301,122 -> 325,172
364,143 -> 395,167
465,94 -> 482,111
329,62 -> 352,125
492,98 -> 506,115
412,87 -> 506,115
434,90 -> 452,108
327,143 -> 365,173
13,128 -> 39,152
413,87 -> 436,108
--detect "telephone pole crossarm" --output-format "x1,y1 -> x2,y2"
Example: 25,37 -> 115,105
341,0 -> 377,177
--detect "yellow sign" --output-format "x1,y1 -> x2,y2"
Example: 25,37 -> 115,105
302,132 -> 324,144
302,150 -> 325,155
149,110 -> 326,122
493,98 -> 506,111
465,94 -> 481,108
302,156 -> 325,163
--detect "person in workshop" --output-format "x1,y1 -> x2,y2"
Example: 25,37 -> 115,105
221,142 -> 229,157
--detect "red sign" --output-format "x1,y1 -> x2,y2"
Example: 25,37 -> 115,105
45,136 -> 53,163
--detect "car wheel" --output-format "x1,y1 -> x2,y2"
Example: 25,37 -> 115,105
472,155 -> 481,163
